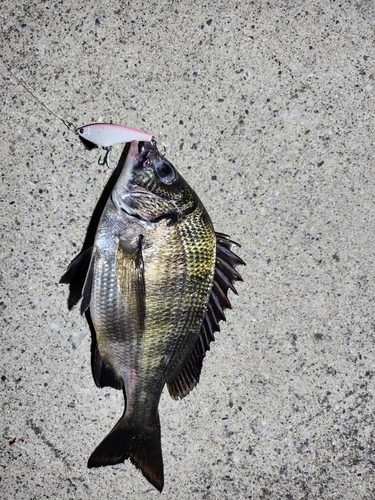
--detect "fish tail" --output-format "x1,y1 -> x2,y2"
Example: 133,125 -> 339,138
87,412 -> 164,492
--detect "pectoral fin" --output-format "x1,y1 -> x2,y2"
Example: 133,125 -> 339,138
87,235 -> 145,389
116,235 -> 146,338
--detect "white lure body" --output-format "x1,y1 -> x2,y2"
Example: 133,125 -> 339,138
77,123 -> 153,147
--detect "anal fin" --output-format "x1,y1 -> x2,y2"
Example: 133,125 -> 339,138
85,310 -> 123,390
93,343 -> 124,390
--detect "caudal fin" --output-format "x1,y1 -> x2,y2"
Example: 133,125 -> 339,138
88,413 -> 164,492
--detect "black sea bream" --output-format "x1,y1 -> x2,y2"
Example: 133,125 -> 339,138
61,140 -> 245,491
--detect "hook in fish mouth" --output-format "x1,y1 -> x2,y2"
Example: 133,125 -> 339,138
100,139 -> 156,171
132,139 -> 161,165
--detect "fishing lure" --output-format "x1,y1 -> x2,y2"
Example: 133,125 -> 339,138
77,123 -> 153,168
77,123 -> 152,147
3,64 -> 152,170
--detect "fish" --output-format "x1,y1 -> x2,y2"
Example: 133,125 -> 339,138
60,140 -> 245,492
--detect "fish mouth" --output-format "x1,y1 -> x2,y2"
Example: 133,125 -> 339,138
129,139 -> 154,165
126,140 -> 154,194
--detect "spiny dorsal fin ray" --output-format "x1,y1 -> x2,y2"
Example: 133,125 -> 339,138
167,233 -> 245,400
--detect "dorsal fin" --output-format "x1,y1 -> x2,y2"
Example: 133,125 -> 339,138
167,233 -> 245,400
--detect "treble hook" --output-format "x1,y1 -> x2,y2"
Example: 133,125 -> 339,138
98,146 -> 117,170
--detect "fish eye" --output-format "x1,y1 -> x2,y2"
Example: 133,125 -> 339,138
154,159 -> 176,184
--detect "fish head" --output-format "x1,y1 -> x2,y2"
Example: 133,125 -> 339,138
112,141 -> 197,223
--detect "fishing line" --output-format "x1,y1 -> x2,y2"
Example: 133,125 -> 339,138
1,57 -> 78,136
2,58 -> 156,171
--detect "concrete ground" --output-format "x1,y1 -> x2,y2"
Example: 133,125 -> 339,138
1,1 -> 375,498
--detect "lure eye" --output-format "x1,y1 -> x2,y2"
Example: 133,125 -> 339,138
154,159 -> 176,184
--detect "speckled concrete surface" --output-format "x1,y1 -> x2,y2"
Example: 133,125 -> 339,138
1,1 -> 375,499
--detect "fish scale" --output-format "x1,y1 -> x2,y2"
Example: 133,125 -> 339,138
142,220 -> 209,380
